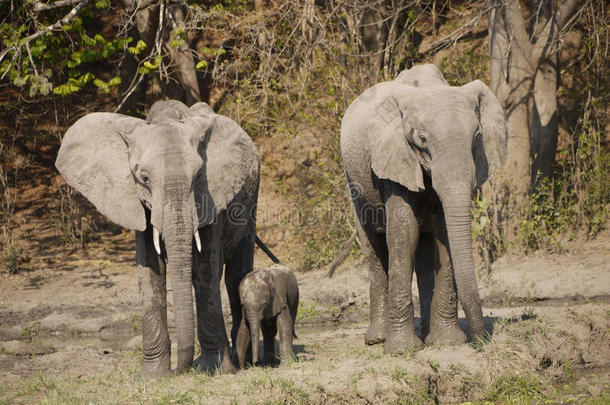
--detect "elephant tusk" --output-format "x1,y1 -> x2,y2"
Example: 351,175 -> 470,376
153,227 -> 161,256
194,231 -> 201,253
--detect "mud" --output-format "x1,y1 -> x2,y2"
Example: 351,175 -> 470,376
0,229 -> 609,403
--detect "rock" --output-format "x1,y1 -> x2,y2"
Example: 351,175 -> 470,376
0,327 -> 21,341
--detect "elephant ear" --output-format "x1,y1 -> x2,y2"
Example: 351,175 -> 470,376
370,97 -> 425,192
462,80 -> 508,188
193,114 -> 259,227
260,270 -> 286,318
55,112 -> 147,231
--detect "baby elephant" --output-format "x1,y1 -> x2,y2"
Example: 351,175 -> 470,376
235,264 -> 299,367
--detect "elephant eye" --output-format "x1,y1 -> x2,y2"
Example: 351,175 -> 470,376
140,172 -> 150,185
418,134 -> 426,143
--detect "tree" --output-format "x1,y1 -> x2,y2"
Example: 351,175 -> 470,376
0,0 -> 201,111
487,0 -> 581,194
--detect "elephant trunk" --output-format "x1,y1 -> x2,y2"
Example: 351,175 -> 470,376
161,186 -> 196,372
440,192 -> 485,339
247,311 -> 260,365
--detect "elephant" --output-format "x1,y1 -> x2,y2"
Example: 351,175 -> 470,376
340,64 -> 507,354
235,264 -> 299,368
55,99 -> 265,377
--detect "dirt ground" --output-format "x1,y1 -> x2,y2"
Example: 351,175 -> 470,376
1,224 -> 609,403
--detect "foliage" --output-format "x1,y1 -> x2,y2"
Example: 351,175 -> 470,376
2,242 -> 21,274
486,373 -> 549,402
518,140 -> 609,251
0,1 -> 126,97
439,47 -> 488,86
0,0 -> 606,268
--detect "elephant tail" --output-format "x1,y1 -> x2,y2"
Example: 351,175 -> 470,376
327,230 -> 358,278
255,235 -> 280,264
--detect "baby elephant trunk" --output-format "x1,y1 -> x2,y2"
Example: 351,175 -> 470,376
247,311 -> 260,365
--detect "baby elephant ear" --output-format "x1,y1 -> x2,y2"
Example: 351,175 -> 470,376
370,97 -> 425,192
55,112 -> 147,231
269,286 -> 287,318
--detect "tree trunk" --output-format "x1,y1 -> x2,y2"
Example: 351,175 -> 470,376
488,0 -> 580,194
118,0 -> 201,108
164,3 -> 201,106
531,53 -> 559,185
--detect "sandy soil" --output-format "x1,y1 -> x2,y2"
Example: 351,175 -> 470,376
0,228 -> 609,403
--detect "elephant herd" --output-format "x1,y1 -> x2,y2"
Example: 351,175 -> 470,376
55,64 -> 507,377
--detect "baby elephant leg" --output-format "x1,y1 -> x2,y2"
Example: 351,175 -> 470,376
276,310 -> 295,362
261,319 -> 277,365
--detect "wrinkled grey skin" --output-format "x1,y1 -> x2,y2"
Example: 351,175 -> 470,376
340,64 -> 507,354
235,264 -> 299,367
55,100 -> 259,377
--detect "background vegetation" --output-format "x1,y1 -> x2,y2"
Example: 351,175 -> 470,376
0,0 -> 607,272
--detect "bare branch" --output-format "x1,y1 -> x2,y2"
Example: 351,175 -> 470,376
0,0 -> 91,75
25,43 -> 38,76
421,4 -> 490,55
24,0 -> 91,44
31,0 -> 83,13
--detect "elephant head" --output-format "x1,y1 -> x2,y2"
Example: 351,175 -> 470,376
365,78 -> 507,337
55,100 -> 255,370
393,64 -> 449,88
239,271 -> 284,364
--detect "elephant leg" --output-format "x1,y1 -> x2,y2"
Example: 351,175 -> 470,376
261,318 -> 277,365
276,310 -> 295,363
136,228 -> 171,378
426,209 -> 467,345
415,232 -> 435,340
383,185 -> 424,354
353,205 -> 389,345
235,317 -> 251,368
224,229 -> 255,350
192,224 -> 235,374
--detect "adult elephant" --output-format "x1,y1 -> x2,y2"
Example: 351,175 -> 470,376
340,65 -> 507,354
56,100 -> 261,377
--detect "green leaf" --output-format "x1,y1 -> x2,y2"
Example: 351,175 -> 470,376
195,60 -> 208,70
128,40 -> 147,55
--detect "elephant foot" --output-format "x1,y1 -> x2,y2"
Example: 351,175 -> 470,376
384,328 -> 424,355
425,323 -> 467,346
219,355 -> 236,374
279,350 -> 295,365
263,352 -> 278,366
197,349 -> 236,374
364,319 -> 386,345
141,356 -> 171,379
